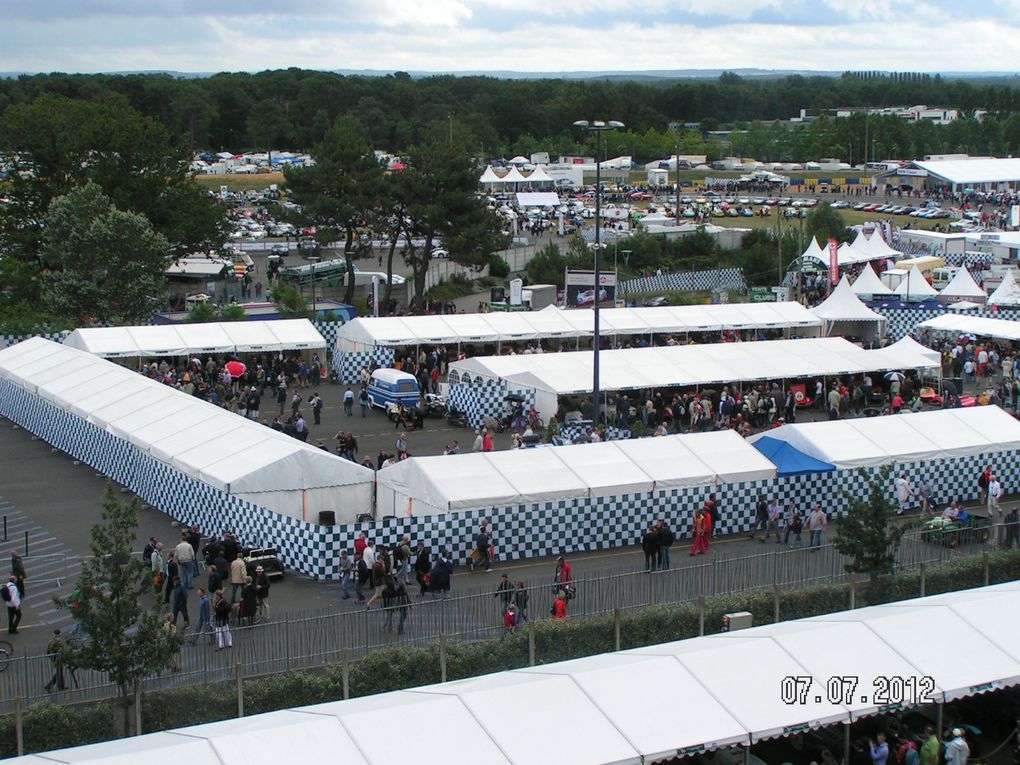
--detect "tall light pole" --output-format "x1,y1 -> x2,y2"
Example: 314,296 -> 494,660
573,119 -> 624,426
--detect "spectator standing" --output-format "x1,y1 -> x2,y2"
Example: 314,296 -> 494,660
174,533 -> 196,589
191,588 -> 214,646
502,603 -> 518,640
869,733 -> 889,765
641,524 -> 659,571
309,392 -> 323,425
945,730 -> 969,765
514,581 -> 529,623
343,388 -> 355,416
808,504 -> 828,550
339,551 -> 353,600
494,573 -> 514,609
690,507 -> 711,555
359,386 -> 369,417
766,497 -> 783,543
170,577 -> 190,629
553,556 -> 573,597
229,554 -> 247,603
657,521 -> 675,570
254,566 -> 271,621
213,590 -> 233,650
10,552 -> 26,598
551,590 -> 568,620
4,576 -> 22,634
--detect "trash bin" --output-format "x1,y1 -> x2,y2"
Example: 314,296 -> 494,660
318,510 -> 336,526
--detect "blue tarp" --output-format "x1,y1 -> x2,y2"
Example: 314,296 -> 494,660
752,436 -> 836,476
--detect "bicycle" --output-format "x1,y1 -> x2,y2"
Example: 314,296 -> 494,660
0,640 -> 13,673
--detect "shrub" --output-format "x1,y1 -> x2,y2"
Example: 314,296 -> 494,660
488,256 -> 511,278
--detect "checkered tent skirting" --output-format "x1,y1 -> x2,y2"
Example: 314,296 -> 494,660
446,378 -> 536,429
3,370 -> 1018,581
558,424 -> 631,443
872,304 -> 1020,341
621,268 -> 747,295
332,347 -> 397,384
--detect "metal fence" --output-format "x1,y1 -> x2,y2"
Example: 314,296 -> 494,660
0,526 -> 968,713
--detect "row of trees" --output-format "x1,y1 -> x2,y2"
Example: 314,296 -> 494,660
3,70 -> 1020,160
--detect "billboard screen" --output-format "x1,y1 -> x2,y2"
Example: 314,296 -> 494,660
564,269 -> 617,308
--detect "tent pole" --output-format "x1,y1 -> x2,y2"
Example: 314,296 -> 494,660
843,723 -> 851,765
937,702 -> 944,737
744,744 -> 751,765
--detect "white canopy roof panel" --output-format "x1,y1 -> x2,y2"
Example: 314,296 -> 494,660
0,338 -> 373,517
449,337 -> 936,396
336,302 -> 821,350
377,432 -> 775,513
989,270 -> 1020,306
64,319 -> 326,358
811,276 -> 888,323
851,266 -> 894,297
940,267 -> 986,299
18,584 -> 1020,765
917,313 -> 1020,342
749,407 -> 1020,469
894,265 -> 939,299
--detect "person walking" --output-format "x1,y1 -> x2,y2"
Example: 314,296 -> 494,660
309,392 -> 323,425
343,388 -> 355,416
657,521 -> 675,570
641,524 -> 659,572
393,535 -> 412,585
229,554 -> 247,603
513,581 -> 529,623
788,507 -> 804,548
190,587 -> 214,646
553,555 -> 573,597
808,504 -> 828,551
213,590 -> 233,650
413,543 -> 431,598
494,573 -> 514,610
170,577 -> 191,630
359,386 -> 369,417
471,523 -> 492,572
895,473 -> 913,515
365,555 -> 387,610
174,532 -> 196,589
44,629 -> 66,692
339,551 -> 354,600
501,603 -> 518,641
551,590 -> 568,620
766,497 -> 783,544
4,576 -> 21,634
10,552 -> 26,599
254,566 -> 271,622
689,507 -> 711,555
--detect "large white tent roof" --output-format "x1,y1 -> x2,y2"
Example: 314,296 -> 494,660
0,338 -> 373,516
850,266 -> 894,297
16,583 -> 1020,765
940,266 -> 986,299
449,337 -> 935,396
917,312 -> 1020,342
893,265 -> 940,300
748,406 -> 1020,469
337,303 -> 821,350
64,320 -> 326,358
912,157 -> 1020,185
377,430 -> 775,512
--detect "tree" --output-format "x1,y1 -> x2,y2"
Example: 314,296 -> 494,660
56,484 -> 182,735
41,183 -> 171,326
832,466 -> 911,603
270,281 -> 313,319
526,243 -> 568,286
805,202 -> 849,245
284,118 -> 384,304
399,126 -> 510,304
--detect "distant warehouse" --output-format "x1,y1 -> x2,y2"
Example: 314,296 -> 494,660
878,156 -> 1020,193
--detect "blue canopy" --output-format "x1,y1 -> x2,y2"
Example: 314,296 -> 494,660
752,436 -> 835,476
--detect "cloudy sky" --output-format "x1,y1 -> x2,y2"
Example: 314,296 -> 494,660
5,0 -> 1020,74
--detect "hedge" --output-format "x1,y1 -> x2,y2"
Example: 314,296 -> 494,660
1,550 -> 1017,757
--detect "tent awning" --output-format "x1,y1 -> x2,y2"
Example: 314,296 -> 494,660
752,436 -> 836,476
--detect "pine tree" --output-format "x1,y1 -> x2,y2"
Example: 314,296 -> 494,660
56,483 -> 182,734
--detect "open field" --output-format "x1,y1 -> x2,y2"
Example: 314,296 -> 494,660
193,172 -> 286,192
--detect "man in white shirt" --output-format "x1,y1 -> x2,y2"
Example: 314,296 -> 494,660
895,474 -> 913,515
4,575 -> 22,634
174,534 -> 196,589
989,474 -> 1003,513
766,498 -> 783,544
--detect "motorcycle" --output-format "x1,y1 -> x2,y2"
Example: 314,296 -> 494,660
423,393 -> 447,417
446,407 -> 469,428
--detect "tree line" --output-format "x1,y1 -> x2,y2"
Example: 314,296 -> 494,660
2,70 -> 1020,162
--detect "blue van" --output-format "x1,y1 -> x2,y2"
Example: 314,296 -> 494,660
367,368 -> 421,410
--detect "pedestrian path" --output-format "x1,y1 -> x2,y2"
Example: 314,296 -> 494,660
0,496 -> 81,635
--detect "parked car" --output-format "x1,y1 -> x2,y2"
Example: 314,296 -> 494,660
644,296 -> 669,307
576,288 -> 609,306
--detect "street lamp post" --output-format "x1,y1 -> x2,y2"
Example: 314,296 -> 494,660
573,119 -> 625,427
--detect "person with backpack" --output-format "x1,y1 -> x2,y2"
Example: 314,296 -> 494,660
393,535 -> 412,585
381,575 -> 410,635
428,550 -> 453,599
3,575 -> 21,634
657,521 -> 675,570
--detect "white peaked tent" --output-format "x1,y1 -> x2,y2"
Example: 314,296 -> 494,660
525,166 -> 553,183
801,237 -> 826,262
748,407 -> 1020,469
894,265 -> 939,301
939,267 -> 986,303
852,228 -> 901,259
0,338 -> 374,521
881,335 -> 942,366
479,166 -> 502,185
508,155 -> 529,165
810,275 -> 887,339
500,167 -> 527,183
989,270 -> 1020,307
851,266 -> 894,298
917,313 -> 1020,343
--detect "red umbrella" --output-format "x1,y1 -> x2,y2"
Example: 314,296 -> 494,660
225,360 -> 246,379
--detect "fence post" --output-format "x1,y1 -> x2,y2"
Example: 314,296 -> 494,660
24,530 -> 28,556
919,563 -> 926,598
613,608 -> 621,651
773,585 -> 781,623
698,596 -> 705,637
528,622 -> 536,667
439,634 -> 448,683
983,551 -> 990,586
14,696 -> 23,756
235,662 -> 244,718
341,648 -> 350,700
285,614 -> 291,671
849,573 -> 857,609
134,681 -> 142,736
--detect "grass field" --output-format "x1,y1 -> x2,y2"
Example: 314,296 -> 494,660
685,207 -> 943,232
193,172 -> 286,192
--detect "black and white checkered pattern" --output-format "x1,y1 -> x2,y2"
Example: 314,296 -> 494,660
446,379 -> 536,429
621,268 -> 747,295
872,304 -> 1020,341
332,347 -> 397,384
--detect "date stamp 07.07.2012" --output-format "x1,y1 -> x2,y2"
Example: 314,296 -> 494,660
781,675 -> 937,707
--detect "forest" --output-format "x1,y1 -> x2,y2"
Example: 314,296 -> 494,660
2,69 -> 1020,162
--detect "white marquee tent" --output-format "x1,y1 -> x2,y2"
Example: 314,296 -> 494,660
449,337 -> 937,400
851,228 -> 901,259
478,166 -> 502,184
799,235 -> 897,270
375,430 -> 776,516
748,406 -> 1020,469
810,275 -> 888,339
63,320 -> 327,359
0,338 -> 373,521
988,270 -> 1020,307
16,583 -> 1020,765
893,265 -> 940,301
917,313 -> 1020,343
850,267 -> 894,298
939,267 -> 987,302
336,303 -> 822,352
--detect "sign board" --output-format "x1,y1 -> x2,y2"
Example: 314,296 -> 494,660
748,286 -> 777,303
828,238 -> 839,285
711,287 -> 729,304
219,185 -> 228,199
896,168 -> 928,177
270,183 -> 279,192
509,278 -> 523,306
771,286 -> 790,301
564,269 -> 617,309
